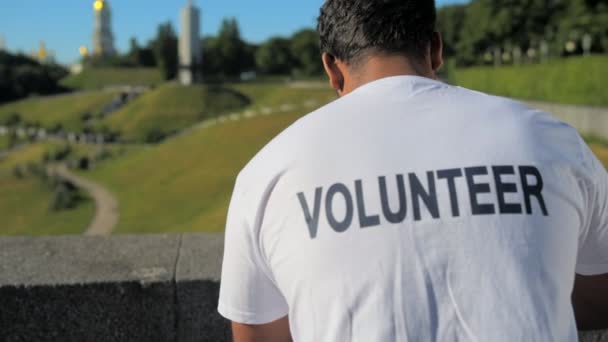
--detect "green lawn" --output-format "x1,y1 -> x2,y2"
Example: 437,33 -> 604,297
0,135 -> 10,151
61,67 -> 163,90
101,84 -> 250,142
3,79 -> 604,237
0,91 -> 118,131
84,83 -> 336,234
449,56 -> 608,107
231,83 -> 337,109
86,111 -> 307,233
0,143 -> 94,236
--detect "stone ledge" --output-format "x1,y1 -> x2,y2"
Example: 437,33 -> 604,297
0,233 -> 605,341
526,101 -> 608,140
0,233 -> 228,342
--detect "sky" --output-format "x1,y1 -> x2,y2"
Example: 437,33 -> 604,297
0,0 -> 468,65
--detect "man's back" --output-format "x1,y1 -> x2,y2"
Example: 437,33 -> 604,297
219,76 -> 608,341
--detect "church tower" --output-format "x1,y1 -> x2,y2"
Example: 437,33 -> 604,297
179,0 -> 203,85
93,0 -> 116,58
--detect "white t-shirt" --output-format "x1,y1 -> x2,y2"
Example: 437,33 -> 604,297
218,76 -> 608,341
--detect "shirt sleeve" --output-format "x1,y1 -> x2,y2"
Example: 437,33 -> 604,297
576,140 -> 608,276
218,177 -> 289,324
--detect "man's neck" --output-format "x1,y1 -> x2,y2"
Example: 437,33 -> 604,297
343,55 -> 435,95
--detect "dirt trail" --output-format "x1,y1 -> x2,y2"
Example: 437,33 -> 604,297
50,164 -> 119,236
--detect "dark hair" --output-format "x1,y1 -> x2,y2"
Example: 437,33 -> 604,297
317,0 -> 437,65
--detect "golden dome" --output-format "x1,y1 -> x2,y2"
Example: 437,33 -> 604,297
94,0 -> 104,11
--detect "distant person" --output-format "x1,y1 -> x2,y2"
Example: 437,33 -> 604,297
218,0 -> 608,341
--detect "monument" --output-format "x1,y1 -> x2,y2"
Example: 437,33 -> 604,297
93,0 -> 116,57
179,0 -> 203,85
582,34 -> 592,56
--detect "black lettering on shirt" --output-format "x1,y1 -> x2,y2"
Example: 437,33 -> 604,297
297,188 -> 323,239
437,168 -> 463,217
325,183 -> 354,233
378,175 -> 407,224
297,165 -> 550,239
465,166 -> 496,215
493,166 -> 523,214
409,171 -> 440,221
355,180 -> 381,228
519,166 -> 549,216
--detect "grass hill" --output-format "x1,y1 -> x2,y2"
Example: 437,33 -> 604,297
82,83 -> 336,234
0,91 -> 119,131
61,67 -> 162,90
1,79 -> 606,237
0,135 -> 10,151
81,80 -> 607,235
449,56 -> 608,106
101,84 -> 250,142
230,82 -> 336,110
0,142 -> 94,236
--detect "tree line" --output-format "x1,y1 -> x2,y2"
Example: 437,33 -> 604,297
0,52 -> 69,104
94,0 -> 608,78
438,0 -> 608,65
86,18 -> 323,81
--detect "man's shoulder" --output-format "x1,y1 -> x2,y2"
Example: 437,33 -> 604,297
235,99 -> 343,189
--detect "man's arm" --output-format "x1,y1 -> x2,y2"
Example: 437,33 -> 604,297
573,274 -> 608,331
232,316 -> 292,342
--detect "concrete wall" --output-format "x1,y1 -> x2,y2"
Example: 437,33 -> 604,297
0,234 -> 229,342
527,101 -> 608,140
1,233 -> 606,341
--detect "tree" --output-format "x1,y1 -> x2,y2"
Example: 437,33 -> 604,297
437,4 -> 467,58
290,29 -> 323,76
0,51 -> 68,103
128,37 -> 140,66
153,22 -> 178,80
555,0 -> 608,54
216,18 -> 248,77
456,0 -> 495,65
202,36 -> 221,77
256,37 -> 294,75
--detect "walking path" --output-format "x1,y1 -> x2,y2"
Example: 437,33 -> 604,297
49,164 -> 119,236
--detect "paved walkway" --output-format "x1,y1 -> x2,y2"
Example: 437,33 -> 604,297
49,164 -> 119,236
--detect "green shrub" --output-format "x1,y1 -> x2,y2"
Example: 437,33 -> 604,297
50,180 -> 84,211
12,165 -> 25,179
145,128 -> 168,144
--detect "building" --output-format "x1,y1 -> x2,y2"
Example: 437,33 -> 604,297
93,0 -> 116,58
0,35 -> 5,51
179,0 -> 203,85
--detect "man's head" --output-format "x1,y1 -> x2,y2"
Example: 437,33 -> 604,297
317,0 -> 443,96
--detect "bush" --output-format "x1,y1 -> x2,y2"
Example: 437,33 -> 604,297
95,148 -> 113,162
12,165 -> 25,179
50,180 -> 84,211
49,123 -> 64,134
80,112 -> 93,122
78,156 -> 91,171
145,128 -> 167,144
26,162 -> 45,178
4,113 -> 21,127
52,145 -> 72,161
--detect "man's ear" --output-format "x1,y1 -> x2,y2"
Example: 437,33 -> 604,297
322,52 -> 345,95
430,31 -> 444,73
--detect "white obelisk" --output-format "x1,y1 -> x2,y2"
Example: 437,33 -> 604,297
179,0 -> 203,85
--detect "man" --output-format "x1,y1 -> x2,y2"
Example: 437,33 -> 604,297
218,0 -> 608,340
